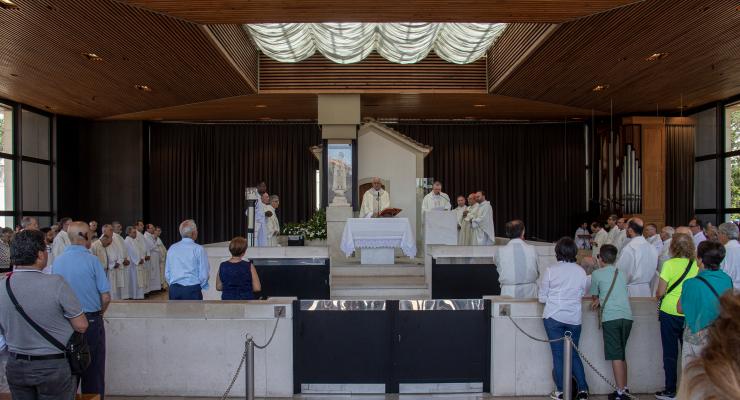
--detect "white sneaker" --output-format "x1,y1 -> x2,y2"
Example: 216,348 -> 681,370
550,391 -> 564,400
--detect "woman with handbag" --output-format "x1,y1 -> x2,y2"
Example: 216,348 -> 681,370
0,230 -> 89,399
677,241 -> 733,366
654,233 -> 699,400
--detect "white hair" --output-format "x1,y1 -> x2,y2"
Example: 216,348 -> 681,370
179,219 -> 197,238
270,194 -> 279,201
719,222 -> 739,240
20,216 -> 37,228
662,226 -> 675,238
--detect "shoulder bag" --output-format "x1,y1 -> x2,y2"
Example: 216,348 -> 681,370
5,276 -> 90,375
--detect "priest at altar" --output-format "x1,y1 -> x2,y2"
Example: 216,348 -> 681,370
360,177 -> 391,218
468,191 -> 495,245
421,181 -> 451,216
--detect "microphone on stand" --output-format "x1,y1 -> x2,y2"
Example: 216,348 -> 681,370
376,191 -> 381,216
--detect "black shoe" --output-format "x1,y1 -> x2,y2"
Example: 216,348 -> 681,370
655,390 -> 676,400
576,391 -> 589,399
608,391 -> 624,400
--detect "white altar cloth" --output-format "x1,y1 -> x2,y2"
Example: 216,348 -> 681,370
340,217 -> 417,258
424,210 -> 458,246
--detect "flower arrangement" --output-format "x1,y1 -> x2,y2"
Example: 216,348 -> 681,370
281,209 -> 327,240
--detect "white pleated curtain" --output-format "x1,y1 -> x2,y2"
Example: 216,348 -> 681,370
245,23 -> 507,64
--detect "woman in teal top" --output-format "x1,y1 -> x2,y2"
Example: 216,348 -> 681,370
679,241 -> 734,367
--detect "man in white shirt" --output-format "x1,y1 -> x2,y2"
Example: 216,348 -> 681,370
469,190 -> 495,245
421,181 -> 451,217
360,177 -> 390,218
50,217 -> 72,264
689,218 -> 707,249
590,222 -> 608,258
718,222 -> 740,290
644,223 -> 663,255
614,217 -> 629,252
658,226 -> 675,271
495,220 -> 539,298
574,222 -> 590,249
615,217 -> 658,297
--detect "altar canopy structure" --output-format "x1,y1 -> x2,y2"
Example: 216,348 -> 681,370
245,23 -> 507,64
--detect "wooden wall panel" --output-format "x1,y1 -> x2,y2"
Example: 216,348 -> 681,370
623,117 -> 666,227
259,53 -> 487,93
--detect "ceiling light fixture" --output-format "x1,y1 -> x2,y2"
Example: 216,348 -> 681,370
473,104 -> 487,107
255,104 -> 267,108
592,84 -> 610,92
134,84 -> 152,92
645,52 -> 669,61
83,53 -> 103,61
0,0 -> 18,10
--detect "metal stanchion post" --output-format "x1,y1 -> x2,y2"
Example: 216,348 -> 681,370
563,334 -> 573,400
246,335 -> 255,400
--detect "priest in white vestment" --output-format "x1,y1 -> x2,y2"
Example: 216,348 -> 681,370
125,226 -> 147,299
494,220 -> 539,298
144,224 -> 163,291
360,177 -> 391,218
575,222 -> 591,249
460,193 -> 478,245
421,181 -> 451,218
263,196 -> 278,247
155,226 -> 168,289
453,195 -> 468,245
50,218 -> 72,264
91,233 -> 123,300
718,222 -> 740,290
644,223 -> 663,255
134,221 -> 151,294
111,222 -> 131,299
267,195 -> 281,246
469,191 -> 495,245
605,215 -> 621,247
590,222 -> 608,258
615,218 -> 658,297
253,192 -> 273,246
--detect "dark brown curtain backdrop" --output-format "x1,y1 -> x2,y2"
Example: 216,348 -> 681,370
399,122 -> 587,241
665,125 -> 695,226
148,123 -> 320,245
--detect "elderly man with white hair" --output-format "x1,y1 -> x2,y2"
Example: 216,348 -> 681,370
20,216 -> 39,231
718,222 -> 740,290
165,220 -> 210,300
360,177 -> 391,218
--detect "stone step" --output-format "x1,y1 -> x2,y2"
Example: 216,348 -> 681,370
332,275 -> 426,287
331,265 -> 425,277
331,287 -> 430,300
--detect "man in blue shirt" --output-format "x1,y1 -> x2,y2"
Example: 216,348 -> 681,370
53,221 -> 110,399
165,219 -> 210,300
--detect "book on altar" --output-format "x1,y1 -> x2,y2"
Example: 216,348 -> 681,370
378,208 -> 402,217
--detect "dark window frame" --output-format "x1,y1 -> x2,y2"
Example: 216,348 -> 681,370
0,98 -> 55,228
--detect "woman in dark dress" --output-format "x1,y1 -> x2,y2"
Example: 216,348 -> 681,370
216,236 -> 261,300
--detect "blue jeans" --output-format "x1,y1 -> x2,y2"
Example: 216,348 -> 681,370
169,283 -> 203,300
80,312 -> 105,399
544,318 -> 589,392
659,311 -> 684,392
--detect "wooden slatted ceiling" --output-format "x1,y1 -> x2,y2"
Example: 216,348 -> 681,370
120,0 -> 643,24
105,93 -> 603,121
205,25 -> 259,92
491,0 -> 740,114
0,0 -> 256,119
259,53 -> 487,93
486,23 -> 557,92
